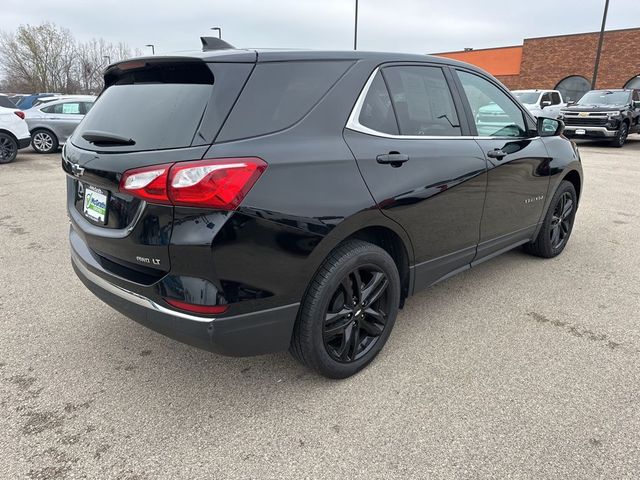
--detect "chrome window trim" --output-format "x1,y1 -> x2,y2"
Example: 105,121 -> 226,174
345,67 -> 534,142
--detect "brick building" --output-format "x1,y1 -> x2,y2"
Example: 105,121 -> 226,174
434,27 -> 640,102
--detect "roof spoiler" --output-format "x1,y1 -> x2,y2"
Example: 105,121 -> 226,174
200,37 -> 235,51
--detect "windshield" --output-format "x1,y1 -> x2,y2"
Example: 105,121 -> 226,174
577,91 -> 630,106
513,92 -> 540,104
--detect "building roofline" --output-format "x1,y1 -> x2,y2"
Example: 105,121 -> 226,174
524,26 -> 640,41
432,45 -> 522,55
433,26 -> 640,55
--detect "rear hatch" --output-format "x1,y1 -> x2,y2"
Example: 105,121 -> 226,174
63,57 -> 254,283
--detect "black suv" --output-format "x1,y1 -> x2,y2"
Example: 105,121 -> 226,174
63,43 -> 583,378
560,89 -> 640,147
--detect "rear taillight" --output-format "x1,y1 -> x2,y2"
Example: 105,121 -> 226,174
14,111 -> 25,120
163,298 -> 228,315
119,158 -> 267,210
120,163 -> 172,204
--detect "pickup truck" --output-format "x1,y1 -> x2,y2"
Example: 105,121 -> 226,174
512,89 -> 566,119
476,89 -> 565,130
560,89 -> 640,147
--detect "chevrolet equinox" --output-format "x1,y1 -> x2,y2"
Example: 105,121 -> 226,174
63,41 -> 583,378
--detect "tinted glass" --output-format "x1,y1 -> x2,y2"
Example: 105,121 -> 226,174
358,72 -> 398,135
0,96 -> 16,108
457,70 -> 526,137
541,93 -> 551,103
577,90 -> 631,106
218,61 -> 352,141
73,83 -> 211,151
383,66 -> 460,136
551,92 -> 561,104
555,75 -> 590,103
81,102 -> 94,114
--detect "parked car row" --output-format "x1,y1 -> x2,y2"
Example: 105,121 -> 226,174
505,87 -> 640,147
0,93 -> 96,162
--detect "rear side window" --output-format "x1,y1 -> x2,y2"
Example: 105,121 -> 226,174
358,72 -> 398,135
382,66 -> 461,136
41,102 -> 82,114
218,61 -> 352,141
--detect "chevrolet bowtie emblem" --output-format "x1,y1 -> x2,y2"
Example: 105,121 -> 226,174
70,162 -> 85,177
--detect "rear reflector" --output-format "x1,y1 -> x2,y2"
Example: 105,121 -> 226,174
119,157 -> 267,210
164,298 -> 228,315
14,111 -> 25,120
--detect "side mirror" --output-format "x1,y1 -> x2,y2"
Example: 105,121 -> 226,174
541,100 -> 552,108
537,116 -> 564,137
566,100 -> 576,106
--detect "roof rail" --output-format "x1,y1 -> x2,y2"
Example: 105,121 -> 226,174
200,37 -> 235,51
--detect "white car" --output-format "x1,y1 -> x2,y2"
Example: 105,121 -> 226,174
24,96 -> 96,153
512,89 -> 567,119
0,94 -> 31,164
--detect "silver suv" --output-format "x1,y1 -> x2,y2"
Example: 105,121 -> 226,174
24,96 -> 96,153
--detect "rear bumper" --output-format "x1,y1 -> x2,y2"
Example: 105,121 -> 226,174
70,235 -> 300,357
18,137 -> 31,149
563,126 -> 618,138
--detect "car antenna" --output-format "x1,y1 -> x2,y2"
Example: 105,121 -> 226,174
200,37 -> 235,51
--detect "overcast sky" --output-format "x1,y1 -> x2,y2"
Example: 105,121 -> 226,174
2,0 -> 639,55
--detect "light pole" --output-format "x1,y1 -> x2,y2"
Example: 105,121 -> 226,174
146,44 -> 155,55
591,0 -> 609,89
211,27 -> 222,39
354,0 -> 359,50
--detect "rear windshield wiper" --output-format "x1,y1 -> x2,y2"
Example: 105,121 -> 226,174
82,130 -> 135,146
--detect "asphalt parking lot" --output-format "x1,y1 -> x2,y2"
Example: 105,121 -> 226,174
1,137 -> 640,479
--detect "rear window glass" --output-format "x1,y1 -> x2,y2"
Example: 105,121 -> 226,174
73,83 -> 211,151
218,61 -> 352,141
72,61 -> 216,152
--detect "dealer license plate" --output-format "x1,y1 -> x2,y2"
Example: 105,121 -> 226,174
575,129 -> 586,135
83,185 -> 108,224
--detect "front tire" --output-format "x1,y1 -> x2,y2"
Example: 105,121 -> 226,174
290,240 -> 401,379
611,122 -> 629,148
31,129 -> 59,154
524,180 -> 577,258
0,133 -> 18,164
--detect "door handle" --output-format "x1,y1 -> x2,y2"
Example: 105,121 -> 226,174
376,152 -> 409,167
486,148 -> 507,160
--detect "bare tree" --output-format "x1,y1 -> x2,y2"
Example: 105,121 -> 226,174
0,22 -> 141,94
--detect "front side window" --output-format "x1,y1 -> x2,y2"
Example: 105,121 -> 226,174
457,70 -> 527,138
540,92 -> 552,105
382,66 -> 461,136
358,72 -> 398,135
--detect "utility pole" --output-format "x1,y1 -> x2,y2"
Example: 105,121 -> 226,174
146,44 -> 155,55
591,0 -> 609,89
354,0 -> 359,50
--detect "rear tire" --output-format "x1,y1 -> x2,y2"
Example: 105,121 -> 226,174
524,180 -> 577,258
290,240 -> 401,379
31,129 -> 58,154
0,133 -> 18,164
611,122 -> 629,148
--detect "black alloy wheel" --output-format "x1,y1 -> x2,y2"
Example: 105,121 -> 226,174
0,133 -> 18,164
549,191 -> 574,250
524,180 -> 577,258
290,239 -> 401,378
323,266 -> 390,363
